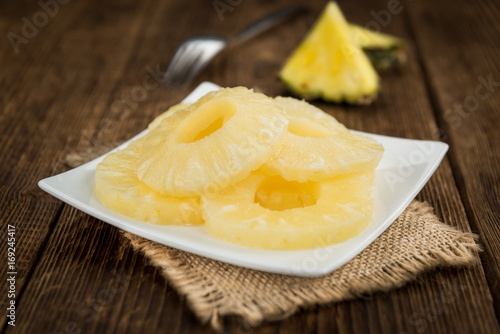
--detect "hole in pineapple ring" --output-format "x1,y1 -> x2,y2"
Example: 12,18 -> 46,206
254,175 -> 320,211
175,99 -> 237,143
287,119 -> 332,138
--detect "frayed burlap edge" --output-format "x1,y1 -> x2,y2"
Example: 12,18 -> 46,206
122,201 -> 480,331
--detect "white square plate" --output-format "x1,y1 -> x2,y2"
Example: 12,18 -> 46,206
39,82 -> 448,277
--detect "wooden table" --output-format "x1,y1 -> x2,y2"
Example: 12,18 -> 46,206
1,0 -> 499,332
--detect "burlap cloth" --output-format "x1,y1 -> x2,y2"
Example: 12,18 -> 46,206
64,147 -> 480,331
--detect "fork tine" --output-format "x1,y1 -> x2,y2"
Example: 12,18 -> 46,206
163,37 -> 225,87
162,47 -> 190,85
179,49 -> 206,86
170,46 -> 204,87
162,41 -> 195,86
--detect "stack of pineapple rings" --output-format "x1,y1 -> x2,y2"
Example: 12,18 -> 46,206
95,87 -> 384,250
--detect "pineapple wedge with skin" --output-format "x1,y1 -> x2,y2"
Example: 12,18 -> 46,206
349,24 -> 406,71
95,136 -> 203,225
137,87 -> 288,197
202,171 -> 375,250
280,2 -> 379,104
261,97 -> 384,182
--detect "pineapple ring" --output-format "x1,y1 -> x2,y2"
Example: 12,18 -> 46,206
95,136 -> 203,225
202,171 -> 375,250
137,87 -> 288,197
148,103 -> 192,131
261,97 -> 384,183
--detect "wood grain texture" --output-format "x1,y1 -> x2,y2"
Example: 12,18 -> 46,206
0,0 -> 175,329
407,0 -> 500,319
1,0 -> 499,333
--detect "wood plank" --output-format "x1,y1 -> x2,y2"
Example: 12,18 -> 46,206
3,0 -> 499,333
407,0 -> 500,318
0,0 -> 162,330
1,0 -> 218,332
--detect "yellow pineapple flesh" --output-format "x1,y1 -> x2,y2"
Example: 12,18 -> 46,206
95,86 -> 383,250
137,87 -> 288,197
95,136 -> 203,225
280,2 -> 379,104
148,103 -> 191,131
202,171 -> 375,250
261,97 -> 384,182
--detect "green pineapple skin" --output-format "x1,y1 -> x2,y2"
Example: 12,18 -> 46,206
364,47 -> 406,71
349,23 -> 406,71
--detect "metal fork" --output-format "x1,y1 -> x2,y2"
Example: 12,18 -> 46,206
162,5 -> 304,87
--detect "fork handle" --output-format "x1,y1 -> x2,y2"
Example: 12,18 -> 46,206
232,5 -> 306,45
